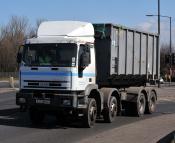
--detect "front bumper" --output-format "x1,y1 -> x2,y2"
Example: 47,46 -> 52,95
16,90 -> 87,110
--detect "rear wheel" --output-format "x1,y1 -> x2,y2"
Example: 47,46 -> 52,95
136,93 -> 146,116
124,93 -> 146,116
83,98 -> 97,128
103,96 -> 117,123
145,91 -> 157,114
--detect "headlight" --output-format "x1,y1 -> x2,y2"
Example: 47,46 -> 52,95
62,99 -> 71,106
19,98 -> 26,103
78,97 -> 85,105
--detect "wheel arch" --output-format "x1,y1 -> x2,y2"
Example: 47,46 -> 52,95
147,88 -> 157,101
140,89 -> 148,102
99,88 -> 120,108
85,84 -> 103,115
135,87 -> 157,103
127,87 -> 148,102
138,87 -> 158,102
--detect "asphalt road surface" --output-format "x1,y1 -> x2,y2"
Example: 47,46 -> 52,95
0,87 -> 174,143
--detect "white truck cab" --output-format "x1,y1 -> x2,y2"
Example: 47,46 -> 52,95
17,21 -> 101,127
20,21 -> 96,91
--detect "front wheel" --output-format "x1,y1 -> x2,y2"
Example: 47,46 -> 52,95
103,96 -> 117,123
83,98 -> 97,128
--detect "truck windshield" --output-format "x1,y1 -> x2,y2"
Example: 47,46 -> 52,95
22,43 -> 77,67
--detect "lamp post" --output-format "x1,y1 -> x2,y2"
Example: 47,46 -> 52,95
158,0 -> 160,35
146,0 -> 161,87
158,0 -> 160,87
146,14 -> 172,82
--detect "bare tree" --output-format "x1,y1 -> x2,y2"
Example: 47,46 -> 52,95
29,18 -> 47,38
0,16 -> 29,72
160,44 -> 175,76
0,16 -> 47,72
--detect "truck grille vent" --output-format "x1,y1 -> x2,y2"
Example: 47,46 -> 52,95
28,82 -> 39,86
24,80 -> 69,89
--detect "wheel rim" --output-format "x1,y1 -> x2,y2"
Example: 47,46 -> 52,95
138,95 -> 145,114
110,99 -> 117,117
89,101 -> 97,124
150,93 -> 156,111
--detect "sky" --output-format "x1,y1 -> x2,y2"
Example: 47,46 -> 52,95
0,0 -> 175,46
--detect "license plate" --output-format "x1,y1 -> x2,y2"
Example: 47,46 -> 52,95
36,99 -> 50,104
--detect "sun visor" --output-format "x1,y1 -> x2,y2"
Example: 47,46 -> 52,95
37,21 -> 94,37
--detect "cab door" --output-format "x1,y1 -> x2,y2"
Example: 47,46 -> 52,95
77,44 -> 95,90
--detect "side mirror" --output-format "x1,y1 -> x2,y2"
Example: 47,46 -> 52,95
17,45 -> 24,64
80,52 -> 90,69
17,52 -> 22,63
78,44 -> 91,77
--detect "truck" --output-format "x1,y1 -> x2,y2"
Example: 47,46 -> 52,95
16,21 -> 159,127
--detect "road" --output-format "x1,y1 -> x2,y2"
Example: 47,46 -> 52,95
0,87 -> 174,143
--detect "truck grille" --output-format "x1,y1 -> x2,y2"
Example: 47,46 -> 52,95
23,80 -> 70,89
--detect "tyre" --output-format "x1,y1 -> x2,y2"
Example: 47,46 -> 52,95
103,96 -> 117,123
136,93 -> 146,116
29,107 -> 45,125
124,93 -> 146,116
145,91 -> 157,114
83,98 -> 97,128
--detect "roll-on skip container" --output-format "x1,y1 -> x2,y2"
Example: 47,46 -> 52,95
16,21 -> 159,127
